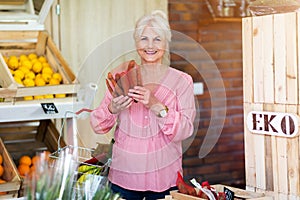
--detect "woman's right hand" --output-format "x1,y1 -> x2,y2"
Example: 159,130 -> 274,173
108,95 -> 133,114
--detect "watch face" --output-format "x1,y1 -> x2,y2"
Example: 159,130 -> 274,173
160,109 -> 167,117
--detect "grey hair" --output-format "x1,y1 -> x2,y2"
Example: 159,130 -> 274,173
134,10 -> 172,65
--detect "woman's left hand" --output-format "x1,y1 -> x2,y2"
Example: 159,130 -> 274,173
128,86 -> 158,108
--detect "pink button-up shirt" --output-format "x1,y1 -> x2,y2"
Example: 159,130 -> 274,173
90,67 -> 196,192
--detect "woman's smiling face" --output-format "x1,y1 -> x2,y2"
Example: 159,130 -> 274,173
136,26 -> 166,64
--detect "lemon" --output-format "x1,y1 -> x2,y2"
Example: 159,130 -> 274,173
9,55 -> 18,60
28,53 -> 37,60
55,94 -> 66,98
31,58 -> 38,64
14,76 -> 23,85
52,73 -> 62,83
42,67 -> 53,75
44,94 -> 54,99
34,95 -> 44,100
18,66 -> 30,74
8,58 -> 19,70
49,78 -> 60,85
35,77 -> 46,86
42,63 -> 50,69
38,56 -> 47,63
32,61 -> 43,73
23,96 -> 33,101
21,60 -> 33,70
42,73 -> 51,83
14,69 -> 25,80
19,54 -> 28,62
23,78 -> 35,87
24,71 -> 35,80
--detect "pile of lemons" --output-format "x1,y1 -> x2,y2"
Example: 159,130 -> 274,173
4,53 -> 66,100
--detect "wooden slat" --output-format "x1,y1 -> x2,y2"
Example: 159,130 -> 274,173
242,17 -> 253,103
252,16 -> 264,103
262,15 -> 274,104
35,31 -> 48,55
0,52 -> 14,88
263,103 -> 274,191
274,14 -> 287,104
15,84 -> 78,97
0,30 -> 38,41
45,46 -> 71,84
287,105 -> 300,196
47,36 -> 76,82
0,138 -> 21,195
243,102 -> 256,188
275,104 -> 288,195
285,13 -> 297,105
253,103 -> 266,190
0,42 -> 35,50
298,12 -> 300,106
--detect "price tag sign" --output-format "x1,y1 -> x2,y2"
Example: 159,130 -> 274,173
224,187 -> 234,200
41,103 -> 58,114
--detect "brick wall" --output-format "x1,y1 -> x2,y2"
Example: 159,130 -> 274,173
168,0 -> 245,187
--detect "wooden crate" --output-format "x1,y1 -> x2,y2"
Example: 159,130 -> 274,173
0,30 -> 79,103
243,11 -> 300,199
0,0 -> 26,5
169,184 -> 268,200
0,119 -> 66,165
0,138 -> 21,199
0,119 -> 66,198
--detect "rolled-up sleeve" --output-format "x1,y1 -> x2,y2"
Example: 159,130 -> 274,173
158,74 -> 196,142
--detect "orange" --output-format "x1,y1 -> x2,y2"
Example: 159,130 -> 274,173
19,155 -> 32,166
0,154 -> 3,165
0,165 -> 4,177
18,164 -> 30,176
31,155 -> 40,166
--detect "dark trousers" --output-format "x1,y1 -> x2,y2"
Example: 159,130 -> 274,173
110,183 -> 177,200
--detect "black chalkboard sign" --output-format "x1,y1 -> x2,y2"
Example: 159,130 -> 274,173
41,103 -> 58,114
224,187 -> 234,200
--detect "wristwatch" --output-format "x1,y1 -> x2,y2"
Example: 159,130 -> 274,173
158,105 -> 169,118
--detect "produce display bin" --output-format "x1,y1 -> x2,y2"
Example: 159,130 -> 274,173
0,138 -> 21,199
0,30 -> 79,103
0,119 -> 66,162
168,184 -> 269,200
243,11 -> 300,199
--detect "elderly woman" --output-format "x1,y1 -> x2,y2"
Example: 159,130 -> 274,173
90,10 -> 196,200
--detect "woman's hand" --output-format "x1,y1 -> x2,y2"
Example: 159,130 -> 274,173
108,95 -> 133,114
128,86 -> 165,116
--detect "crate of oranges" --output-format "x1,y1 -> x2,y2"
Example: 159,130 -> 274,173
0,138 -> 21,199
0,31 -> 79,103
